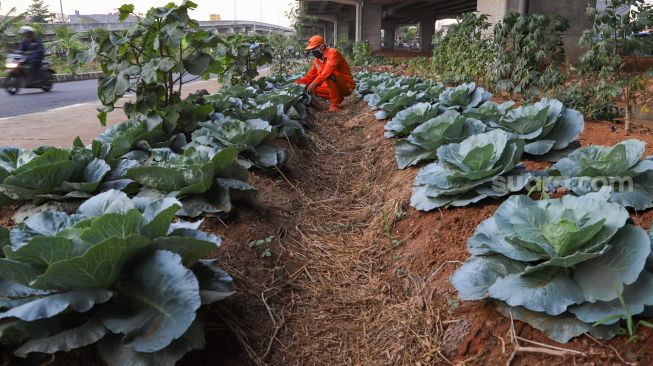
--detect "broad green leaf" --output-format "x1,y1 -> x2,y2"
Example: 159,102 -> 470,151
31,235 -> 151,289
0,289 -> 112,321
193,259 -> 234,304
101,250 -> 200,352
97,321 -> 205,366
14,317 -> 107,357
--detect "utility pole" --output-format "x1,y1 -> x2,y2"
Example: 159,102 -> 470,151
59,0 -> 65,23
234,0 -> 237,20
260,0 -> 263,23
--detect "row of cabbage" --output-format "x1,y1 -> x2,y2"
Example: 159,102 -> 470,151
355,72 -> 653,344
0,76 -> 312,365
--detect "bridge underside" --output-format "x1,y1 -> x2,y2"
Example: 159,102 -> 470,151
299,0 -> 591,58
300,0 -> 476,52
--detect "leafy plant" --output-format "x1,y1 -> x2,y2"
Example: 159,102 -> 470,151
411,129 -> 530,211
217,34 -> 273,86
0,190 -> 233,366
579,0 -> 653,131
91,113 -> 184,165
354,72 -> 393,97
491,98 -> 584,158
492,13 -> 568,97
432,12 -> 493,85
383,102 -> 442,138
0,147 -> 110,206
187,116 -> 287,169
351,41 -> 372,67
451,189 -> 653,343
549,139 -> 653,210
126,146 -> 256,217
374,80 -> 444,120
462,100 -> 515,125
0,2 -> 24,62
438,82 -> 491,111
395,110 -> 486,169
45,25 -> 97,75
95,1 -> 224,124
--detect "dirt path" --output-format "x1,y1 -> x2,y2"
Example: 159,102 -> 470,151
180,96 -> 447,366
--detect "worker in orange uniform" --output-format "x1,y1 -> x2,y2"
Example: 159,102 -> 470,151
295,35 -> 356,112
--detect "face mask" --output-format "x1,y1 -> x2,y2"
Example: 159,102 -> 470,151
311,49 -> 324,60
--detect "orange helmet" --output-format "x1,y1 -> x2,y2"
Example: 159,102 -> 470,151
305,35 -> 325,50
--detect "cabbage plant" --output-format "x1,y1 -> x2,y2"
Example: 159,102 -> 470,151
395,110 -> 486,169
451,190 -> 653,343
188,117 -> 287,168
127,146 -> 256,217
92,114 -> 185,164
374,81 -> 445,120
439,82 -> 491,111
463,101 -> 515,124
384,102 -> 442,138
493,98 -> 584,158
0,190 -> 233,365
549,139 -> 653,210
354,72 -> 393,97
0,147 -> 110,206
411,129 -> 529,210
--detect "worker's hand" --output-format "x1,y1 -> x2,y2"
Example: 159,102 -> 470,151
307,82 -> 318,94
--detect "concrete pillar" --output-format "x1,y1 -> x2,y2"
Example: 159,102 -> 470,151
361,2 -> 382,50
478,0 -> 593,61
337,20 -> 350,44
419,20 -> 435,52
382,21 -> 395,49
325,22 -> 334,46
355,3 -> 362,41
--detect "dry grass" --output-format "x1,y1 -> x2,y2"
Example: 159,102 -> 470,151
227,98 -> 454,365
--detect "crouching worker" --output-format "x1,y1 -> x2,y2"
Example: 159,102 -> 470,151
296,35 -> 356,112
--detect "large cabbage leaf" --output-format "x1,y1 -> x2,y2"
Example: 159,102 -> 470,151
0,190 -> 233,365
395,110 -> 486,169
549,139 -> 653,210
383,102 -> 441,138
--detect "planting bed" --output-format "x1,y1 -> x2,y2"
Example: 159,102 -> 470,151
3,90 -> 653,366
176,99 -> 653,365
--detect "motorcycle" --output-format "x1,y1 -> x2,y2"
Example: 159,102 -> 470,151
4,52 -> 55,95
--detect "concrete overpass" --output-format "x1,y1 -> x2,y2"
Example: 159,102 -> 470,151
298,0 -> 591,56
39,20 -> 292,41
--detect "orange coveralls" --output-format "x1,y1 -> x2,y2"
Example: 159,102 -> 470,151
295,47 -> 356,109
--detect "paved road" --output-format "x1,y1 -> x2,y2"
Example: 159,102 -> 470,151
0,74 -> 207,118
0,79 -> 222,148
0,79 -> 101,118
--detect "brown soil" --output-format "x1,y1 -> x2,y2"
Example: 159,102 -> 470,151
7,95 -> 653,366
184,97 -> 653,366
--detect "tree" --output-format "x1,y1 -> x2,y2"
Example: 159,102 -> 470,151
27,0 -> 52,23
0,2 -> 25,60
579,0 -> 653,132
404,26 -> 418,44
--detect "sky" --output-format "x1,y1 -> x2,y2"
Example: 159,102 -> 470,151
2,0 -> 296,27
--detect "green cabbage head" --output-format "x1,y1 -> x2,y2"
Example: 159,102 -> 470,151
411,129 -> 529,210
451,189 -> 653,343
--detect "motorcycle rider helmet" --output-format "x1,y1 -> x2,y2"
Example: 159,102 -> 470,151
20,26 -> 36,36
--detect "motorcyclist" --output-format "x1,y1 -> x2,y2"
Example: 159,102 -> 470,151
295,35 -> 356,112
19,26 -> 45,83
